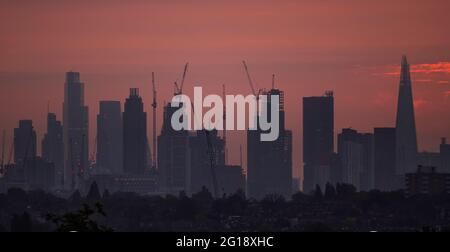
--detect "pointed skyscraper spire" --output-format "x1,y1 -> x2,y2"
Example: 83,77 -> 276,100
395,55 -> 418,185
400,55 -> 411,84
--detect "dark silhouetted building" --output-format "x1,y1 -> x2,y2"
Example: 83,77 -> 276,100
418,152 -> 441,171
440,138 -> 450,173
85,174 -> 157,195
158,102 -> 189,194
247,88 -> 292,199
395,56 -> 418,181
14,120 -> 36,165
292,177 -> 301,194
330,152 -> 343,185
303,91 -> 334,193
123,88 -> 147,175
405,166 -> 450,196
97,101 -> 123,175
373,127 -> 396,191
42,113 -> 64,188
216,165 -> 245,196
24,157 -> 55,191
63,71 -> 89,191
1,164 -> 27,191
8,120 -> 55,191
337,128 -> 374,191
188,130 -> 225,195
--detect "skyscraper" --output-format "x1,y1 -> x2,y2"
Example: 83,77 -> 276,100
63,71 -> 89,191
158,102 -> 189,194
247,88 -> 292,199
14,120 -> 36,165
97,101 -> 123,175
373,127 -> 396,191
337,128 -> 374,191
188,130 -> 225,195
123,88 -> 147,175
42,113 -> 64,188
303,91 -> 334,193
395,55 -> 418,179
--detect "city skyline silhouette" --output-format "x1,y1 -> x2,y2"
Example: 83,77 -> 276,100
1,0 -> 450,235
0,0 -> 449,182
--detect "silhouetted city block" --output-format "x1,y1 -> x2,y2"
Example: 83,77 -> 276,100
14,120 -> 36,165
97,101 -> 123,175
247,88 -> 292,199
158,102 -> 189,194
405,166 -> 450,196
373,127 -> 397,191
302,91 -> 334,193
337,128 -> 374,191
123,88 -> 147,175
63,72 -> 89,191
42,113 -> 64,188
188,130 -> 225,195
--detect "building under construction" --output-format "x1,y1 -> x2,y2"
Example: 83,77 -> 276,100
157,102 -> 190,194
247,88 -> 292,199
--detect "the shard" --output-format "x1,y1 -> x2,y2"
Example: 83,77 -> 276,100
395,55 -> 418,177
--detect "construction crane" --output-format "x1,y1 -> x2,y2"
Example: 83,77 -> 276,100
222,84 -> 227,164
242,60 -> 264,128
174,63 -> 189,95
151,72 -> 157,169
204,129 -> 219,198
242,60 -> 263,98
171,63 -> 219,197
7,136 -> 13,165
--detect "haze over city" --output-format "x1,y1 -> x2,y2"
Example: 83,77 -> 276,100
1,0 -> 449,180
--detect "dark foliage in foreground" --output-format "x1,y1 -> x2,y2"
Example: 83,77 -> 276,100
1,183 -> 450,232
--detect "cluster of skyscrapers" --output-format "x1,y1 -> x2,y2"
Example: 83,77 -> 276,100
302,56 -> 450,193
1,55 -> 449,198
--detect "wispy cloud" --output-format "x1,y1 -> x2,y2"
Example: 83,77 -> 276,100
413,98 -> 429,109
383,62 -> 450,76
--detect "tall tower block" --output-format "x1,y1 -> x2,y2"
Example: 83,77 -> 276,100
395,55 -> 418,177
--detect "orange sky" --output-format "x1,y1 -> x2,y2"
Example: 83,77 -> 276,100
1,0 -> 449,179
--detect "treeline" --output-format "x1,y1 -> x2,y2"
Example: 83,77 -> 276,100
1,182 -> 450,232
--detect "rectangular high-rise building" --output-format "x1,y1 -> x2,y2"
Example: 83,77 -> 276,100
373,127 -> 397,191
14,120 -> 36,165
97,101 -> 123,175
42,113 -> 64,188
158,102 -> 189,194
123,88 -> 147,175
188,130 -> 225,195
63,71 -> 89,191
337,128 -> 374,191
302,91 -> 334,193
247,88 -> 292,199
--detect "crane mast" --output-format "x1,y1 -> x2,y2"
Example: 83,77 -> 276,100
171,63 -> 219,197
242,61 -> 258,97
151,72 -> 157,169
174,63 -> 189,95
222,84 -> 227,164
